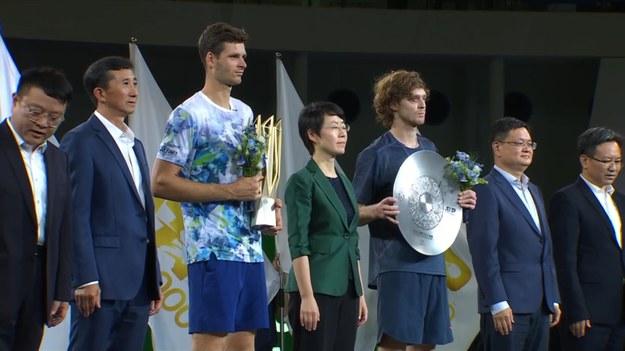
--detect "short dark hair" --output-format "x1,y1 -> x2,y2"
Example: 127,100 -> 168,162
298,101 -> 346,155
490,116 -> 530,143
16,67 -> 72,103
373,70 -> 429,129
83,56 -> 133,104
577,127 -> 624,156
198,22 -> 248,69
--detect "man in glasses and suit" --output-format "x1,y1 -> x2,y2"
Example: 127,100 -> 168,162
550,127 -> 625,351
467,116 -> 561,351
0,67 -> 73,350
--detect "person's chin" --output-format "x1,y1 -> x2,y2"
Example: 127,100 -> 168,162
27,131 -> 48,144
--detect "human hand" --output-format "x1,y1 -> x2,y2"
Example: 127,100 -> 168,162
458,190 -> 477,210
493,307 -> 514,335
229,175 -> 263,201
300,296 -> 320,331
75,283 -> 101,317
47,301 -> 69,327
569,320 -> 591,338
375,197 -> 399,224
550,303 -> 561,327
149,286 -> 163,316
357,295 -> 368,326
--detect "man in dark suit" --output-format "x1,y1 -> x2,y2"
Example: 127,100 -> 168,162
550,127 -> 625,351
60,56 -> 162,351
0,67 -> 73,350
467,116 -> 561,351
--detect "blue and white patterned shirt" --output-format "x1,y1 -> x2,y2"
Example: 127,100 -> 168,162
157,91 -> 262,264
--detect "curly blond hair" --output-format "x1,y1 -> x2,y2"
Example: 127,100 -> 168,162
373,70 -> 429,128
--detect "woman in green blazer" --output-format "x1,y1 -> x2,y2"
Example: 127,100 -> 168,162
284,101 -> 366,351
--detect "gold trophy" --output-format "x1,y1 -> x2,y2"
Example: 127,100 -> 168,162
252,115 -> 282,228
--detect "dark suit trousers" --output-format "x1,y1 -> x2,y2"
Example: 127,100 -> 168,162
68,268 -> 151,351
0,248 -> 45,351
289,282 -> 359,351
558,321 -> 625,351
480,306 -> 550,351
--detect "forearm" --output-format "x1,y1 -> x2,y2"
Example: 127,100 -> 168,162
292,256 -> 315,298
358,203 -> 377,225
151,159 -> 237,203
152,174 -> 235,203
357,260 -> 365,293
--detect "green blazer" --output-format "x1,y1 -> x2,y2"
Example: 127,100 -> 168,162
284,159 -> 362,297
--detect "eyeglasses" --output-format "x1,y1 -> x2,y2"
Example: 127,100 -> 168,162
497,140 -> 537,150
324,124 -> 350,134
21,101 -> 65,127
585,154 -> 622,167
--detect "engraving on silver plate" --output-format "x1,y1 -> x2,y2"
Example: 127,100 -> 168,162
393,150 -> 462,256
409,176 -> 443,230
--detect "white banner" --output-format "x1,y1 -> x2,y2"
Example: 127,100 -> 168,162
439,224 -> 479,351
0,33 -> 19,121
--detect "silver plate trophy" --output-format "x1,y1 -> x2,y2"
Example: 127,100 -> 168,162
393,150 -> 462,256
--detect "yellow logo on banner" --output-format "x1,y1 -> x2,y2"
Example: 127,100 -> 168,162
445,248 -> 472,292
154,198 -> 189,328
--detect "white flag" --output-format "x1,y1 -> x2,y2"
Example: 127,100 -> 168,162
129,42 -> 171,166
0,33 -> 19,121
438,225 -> 480,351
275,57 -> 307,275
129,42 -> 191,350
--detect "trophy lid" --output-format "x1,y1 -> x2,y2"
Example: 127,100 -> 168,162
393,150 -> 462,256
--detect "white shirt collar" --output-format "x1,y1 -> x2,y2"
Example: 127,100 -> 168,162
580,174 -> 614,196
494,164 -> 529,188
94,111 -> 135,144
6,117 -> 47,153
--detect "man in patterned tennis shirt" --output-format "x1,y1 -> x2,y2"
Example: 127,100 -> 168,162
152,22 -> 282,351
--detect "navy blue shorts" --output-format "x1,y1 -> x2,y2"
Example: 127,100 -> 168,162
187,257 -> 269,334
377,272 -> 453,345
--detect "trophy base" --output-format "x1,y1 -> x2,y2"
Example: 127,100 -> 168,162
252,196 -> 276,228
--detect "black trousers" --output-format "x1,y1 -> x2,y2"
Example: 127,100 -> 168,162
480,305 -> 550,351
558,320 -> 625,351
289,283 -> 359,351
0,246 -> 46,351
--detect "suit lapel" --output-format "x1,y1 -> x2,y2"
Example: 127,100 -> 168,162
89,116 -> 143,206
307,160 -> 349,229
44,146 -> 59,233
577,178 -> 621,247
0,121 -> 37,222
133,140 -> 151,209
491,169 -> 541,236
528,183 -> 548,235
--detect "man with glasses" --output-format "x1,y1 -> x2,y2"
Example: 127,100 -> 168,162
467,116 -> 561,351
550,127 -> 625,351
0,67 -> 73,350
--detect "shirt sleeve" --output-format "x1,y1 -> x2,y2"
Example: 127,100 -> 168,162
156,107 -> 196,168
